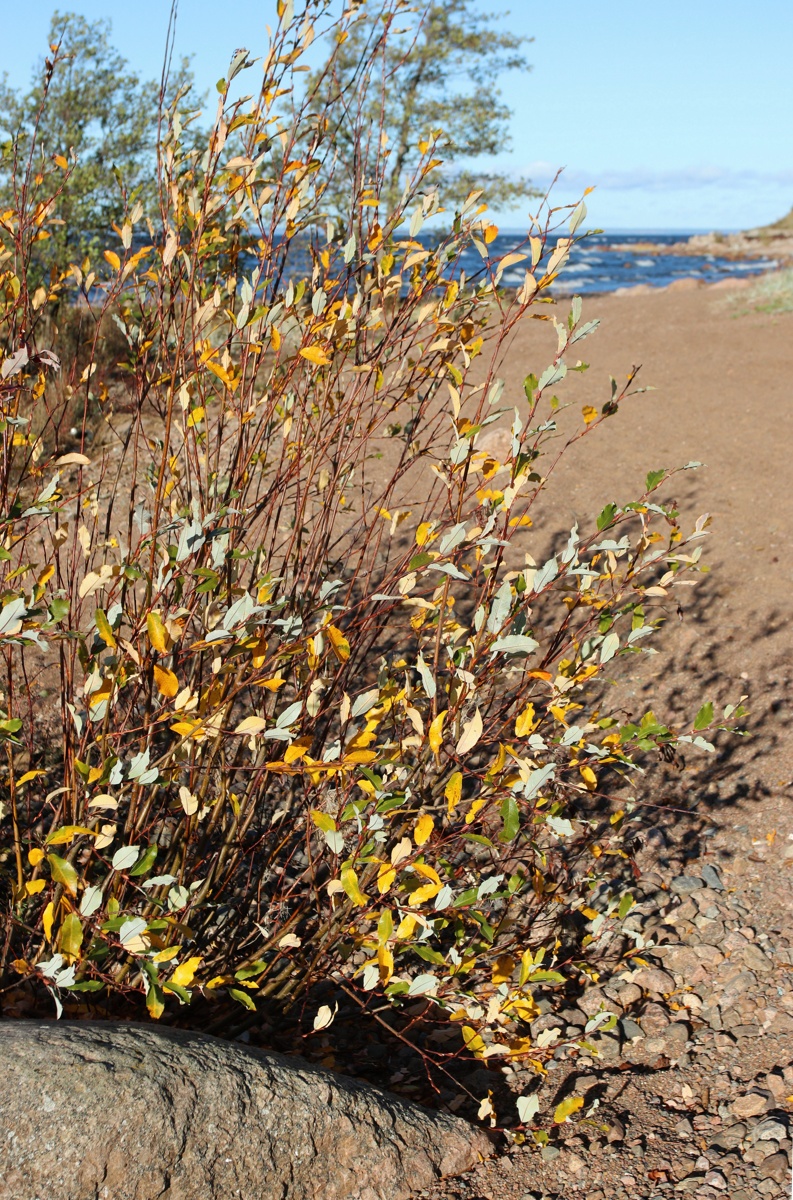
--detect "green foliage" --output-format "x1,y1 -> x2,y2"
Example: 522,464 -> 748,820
0,11 -> 199,268
0,1 -> 739,1105
306,0 -> 536,213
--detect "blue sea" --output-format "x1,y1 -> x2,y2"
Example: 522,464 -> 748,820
460,231 -> 776,295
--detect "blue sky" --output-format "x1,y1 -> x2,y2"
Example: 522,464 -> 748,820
3,1 -> 791,231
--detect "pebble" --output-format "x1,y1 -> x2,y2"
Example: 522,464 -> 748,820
758,1151 -> 790,1182
671,875 -> 705,894
731,1091 -> 771,1119
700,865 -> 724,891
741,943 -> 774,973
633,966 -> 676,994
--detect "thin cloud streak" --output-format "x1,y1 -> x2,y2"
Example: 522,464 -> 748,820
521,163 -> 793,192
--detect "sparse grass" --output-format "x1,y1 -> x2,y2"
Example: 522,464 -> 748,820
731,268 -> 793,315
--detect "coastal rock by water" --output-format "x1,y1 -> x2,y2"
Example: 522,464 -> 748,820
0,1021 -> 491,1200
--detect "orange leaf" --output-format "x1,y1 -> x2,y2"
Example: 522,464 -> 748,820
153,665 -> 178,698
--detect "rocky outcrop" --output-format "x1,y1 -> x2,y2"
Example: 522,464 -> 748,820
0,1021 -> 491,1200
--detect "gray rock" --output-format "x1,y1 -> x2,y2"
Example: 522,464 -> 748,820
700,865 -> 724,891
0,1021 -> 491,1200
671,875 -> 705,894
751,1117 -> 789,1143
620,1017 -> 644,1040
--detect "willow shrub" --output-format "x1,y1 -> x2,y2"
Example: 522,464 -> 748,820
0,2 -> 739,1108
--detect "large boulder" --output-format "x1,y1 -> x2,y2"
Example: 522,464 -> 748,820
0,1021 -> 491,1200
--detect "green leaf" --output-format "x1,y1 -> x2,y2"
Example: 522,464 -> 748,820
162,981 -> 192,1004
129,844 -> 158,877
522,372 -> 537,401
67,979 -> 105,992
596,502 -> 617,531
59,911 -> 83,957
694,702 -> 714,731
47,853 -> 79,896
229,987 -> 257,1011
645,469 -> 665,492
618,893 -> 634,920
500,794 -> 520,843
408,552 -> 433,571
234,960 -> 267,981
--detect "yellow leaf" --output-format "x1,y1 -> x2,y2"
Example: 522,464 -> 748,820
270,325 -> 281,352
146,983 -> 165,1019
147,611 -> 170,654
579,765 -> 598,791
413,813 -> 434,846
341,866 -> 367,906
95,609 -> 116,649
582,406 -> 598,425
18,769 -> 46,787
461,1024 -> 486,1057
445,771 -> 462,816
103,250 -> 121,271
491,954 -> 516,984
42,900 -> 55,942
258,676 -> 286,691
186,405 -> 206,427
299,345 -> 331,366
326,624 -> 350,662
483,224 -> 499,244
554,1095 -> 584,1123
464,796 -> 487,826
515,703 -> 536,737
377,862 -> 396,893
310,809 -> 336,832
171,955 -> 202,988
411,880 -> 441,905
285,736 -> 312,764
456,708 -> 483,755
377,943 -> 394,982
45,825 -> 96,846
152,945 -> 180,963
428,709 -> 447,756
205,360 -> 237,390
54,154 -> 68,170
416,521 -> 434,547
25,878 -> 46,895
153,665 -> 178,698
235,715 -> 266,735
396,913 -> 417,940
28,847 -> 44,866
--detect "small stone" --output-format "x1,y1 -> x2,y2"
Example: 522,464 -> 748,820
700,865 -> 724,891
741,944 -> 774,973
708,1123 -> 746,1151
607,1118 -> 626,1143
633,966 -> 676,994
578,986 -> 610,1016
640,1002 -> 670,1037
671,875 -> 705,894
614,983 -> 642,1008
566,1152 -> 586,1174
676,1118 -> 694,1136
731,1092 -> 769,1119
751,1117 -> 789,1143
729,1191 -> 753,1200
759,1151 -> 790,1182
540,1144 -> 560,1163
620,1017 -> 644,1040
703,1170 -> 727,1190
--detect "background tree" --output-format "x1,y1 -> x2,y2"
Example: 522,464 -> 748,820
0,10 -> 198,270
307,0 -> 536,216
